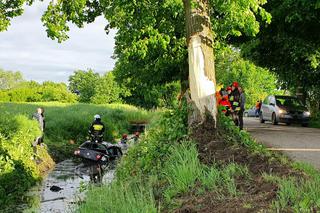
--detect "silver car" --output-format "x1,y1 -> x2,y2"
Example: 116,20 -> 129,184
260,95 -> 310,126
244,106 -> 257,117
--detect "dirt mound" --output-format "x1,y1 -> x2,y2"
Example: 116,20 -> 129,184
174,117 -> 300,212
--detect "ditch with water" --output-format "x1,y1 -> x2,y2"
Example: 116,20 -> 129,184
15,159 -> 116,213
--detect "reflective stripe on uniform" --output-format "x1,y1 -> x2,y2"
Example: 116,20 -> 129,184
229,96 -> 234,101
93,124 -> 104,131
233,102 -> 239,106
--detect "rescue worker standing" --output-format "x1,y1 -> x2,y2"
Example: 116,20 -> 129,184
239,86 -> 246,130
89,114 -> 105,143
32,107 -> 45,146
229,82 -> 241,127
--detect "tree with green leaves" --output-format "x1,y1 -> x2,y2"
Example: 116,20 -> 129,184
216,45 -> 279,107
1,0 -> 271,124
68,69 -> 100,103
241,0 -> 320,111
91,72 -> 123,104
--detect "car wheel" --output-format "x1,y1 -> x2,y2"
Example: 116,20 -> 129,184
286,122 -> 291,126
272,113 -> 278,125
259,113 -> 265,123
302,123 -> 309,127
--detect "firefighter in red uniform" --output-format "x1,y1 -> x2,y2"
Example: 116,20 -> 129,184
219,94 -> 231,116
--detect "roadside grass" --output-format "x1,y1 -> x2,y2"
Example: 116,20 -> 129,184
310,113 -> 320,128
78,105 -> 320,212
200,163 -> 249,198
78,179 -> 157,213
220,112 -> 320,211
79,105 -> 252,212
262,172 -> 320,211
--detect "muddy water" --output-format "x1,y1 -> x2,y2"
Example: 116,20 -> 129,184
19,159 -> 115,213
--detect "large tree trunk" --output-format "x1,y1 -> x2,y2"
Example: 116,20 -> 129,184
183,0 -> 217,126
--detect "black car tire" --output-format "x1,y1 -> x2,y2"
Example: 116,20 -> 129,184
259,113 -> 265,123
286,122 -> 291,126
302,123 -> 309,127
272,113 -> 278,125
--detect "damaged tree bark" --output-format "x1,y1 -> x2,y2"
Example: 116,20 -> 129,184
183,0 -> 217,127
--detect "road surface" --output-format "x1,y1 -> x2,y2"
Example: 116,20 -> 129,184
244,117 -> 320,169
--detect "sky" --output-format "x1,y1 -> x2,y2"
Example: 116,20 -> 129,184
0,1 -> 116,83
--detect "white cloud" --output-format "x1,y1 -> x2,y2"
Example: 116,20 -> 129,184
0,0 -> 116,83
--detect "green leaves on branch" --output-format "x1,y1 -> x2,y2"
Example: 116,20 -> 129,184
0,0 -> 35,32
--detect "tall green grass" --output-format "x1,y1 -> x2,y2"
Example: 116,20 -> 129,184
78,179 -> 157,213
163,141 -> 202,201
0,102 -> 156,161
78,106 -> 250,212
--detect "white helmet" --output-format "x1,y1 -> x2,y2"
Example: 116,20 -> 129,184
94,114 -> 101,120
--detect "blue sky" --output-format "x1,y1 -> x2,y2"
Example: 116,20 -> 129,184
0,1 -> 115,83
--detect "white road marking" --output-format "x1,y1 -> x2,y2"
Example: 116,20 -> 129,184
268,148 -> 320,152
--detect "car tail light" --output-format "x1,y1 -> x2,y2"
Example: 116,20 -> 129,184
96,154 -> 101,160
74,150 -> 80,155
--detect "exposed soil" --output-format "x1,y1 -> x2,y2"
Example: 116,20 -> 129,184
173,116 -> 302,213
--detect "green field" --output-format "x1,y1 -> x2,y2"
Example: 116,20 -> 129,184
0,102 -> 156,207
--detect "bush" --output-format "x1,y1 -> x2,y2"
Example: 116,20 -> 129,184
0,114 -> 53,206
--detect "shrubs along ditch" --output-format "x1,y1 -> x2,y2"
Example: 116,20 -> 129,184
0,114 -> 54,207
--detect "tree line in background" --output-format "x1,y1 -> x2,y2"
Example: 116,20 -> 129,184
0,68 -> 180,108
0,69 -> 77,103
0,44 -> 279,108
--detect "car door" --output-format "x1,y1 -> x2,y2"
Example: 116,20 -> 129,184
268,96 -> 276,120
261,96 -> 270,120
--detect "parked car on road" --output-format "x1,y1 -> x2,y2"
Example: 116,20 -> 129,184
244,107 -> 257,117
260,95 -> 310,126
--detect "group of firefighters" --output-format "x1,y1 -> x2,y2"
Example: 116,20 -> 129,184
216,82 -> 246,130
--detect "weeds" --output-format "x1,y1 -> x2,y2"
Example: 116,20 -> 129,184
262,172 -> 320,211
200,163 -> 249,198
78,178 -> 157,213
163,141 -> 202,201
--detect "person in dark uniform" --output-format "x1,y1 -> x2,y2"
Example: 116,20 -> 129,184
229,82 -> 241,126
238,86 -> 246,130
88,114 -> 105,143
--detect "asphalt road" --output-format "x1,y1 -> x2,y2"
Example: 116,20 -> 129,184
244,117 -> 320,169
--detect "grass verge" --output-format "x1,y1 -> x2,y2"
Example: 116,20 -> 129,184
78,105 -> 320,212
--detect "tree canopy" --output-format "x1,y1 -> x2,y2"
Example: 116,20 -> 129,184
215,45 -> 279,107
68,69 -> 125,104
68,69 -> 100,103
241,0 -> 320,108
